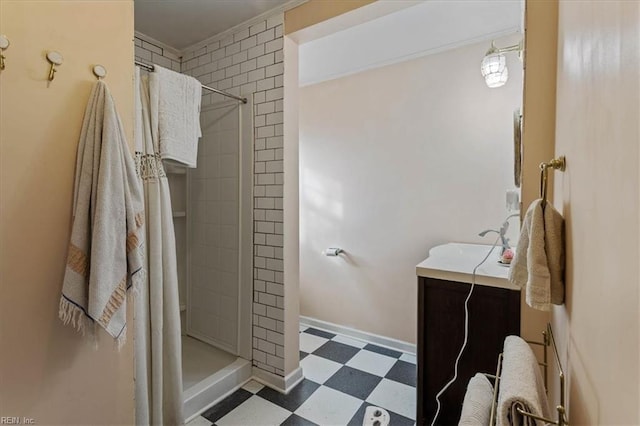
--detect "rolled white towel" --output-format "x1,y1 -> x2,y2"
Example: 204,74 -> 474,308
497,336 -> 551,426
459,373 -> 494,426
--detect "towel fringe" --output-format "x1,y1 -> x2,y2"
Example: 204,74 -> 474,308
59,297 -> 89,335
59,265 -> 144,351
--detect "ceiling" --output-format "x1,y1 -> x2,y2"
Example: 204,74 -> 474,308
299,0 -> 522,86
134,0 -> 291,50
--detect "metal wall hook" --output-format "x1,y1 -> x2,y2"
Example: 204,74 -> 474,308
92,64 -> 107,80
539,156 -> 566,206
46,51 -> 63,82
540,155 -> 566,172
0,35 -> 10,71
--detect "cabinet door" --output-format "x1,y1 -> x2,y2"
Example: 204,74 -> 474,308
417,277 -> 520,425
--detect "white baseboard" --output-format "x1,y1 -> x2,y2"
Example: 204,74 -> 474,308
183,358 -> 252,423
252,366 -> 304,394
183,364 -> 303,422
300,316 -> 416,355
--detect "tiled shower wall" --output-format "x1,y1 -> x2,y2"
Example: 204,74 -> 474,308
134,36 -> 181,72
190,104 -> 241,353
136,12 -> 287,376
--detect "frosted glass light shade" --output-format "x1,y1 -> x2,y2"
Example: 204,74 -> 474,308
481,53 -> 509,88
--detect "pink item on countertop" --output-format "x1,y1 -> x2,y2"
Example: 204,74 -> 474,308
501,248 -> 514,264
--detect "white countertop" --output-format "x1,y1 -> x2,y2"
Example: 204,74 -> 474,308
416,242 -> 520,291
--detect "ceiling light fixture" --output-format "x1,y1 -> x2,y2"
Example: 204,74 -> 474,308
480,40 -> 523,88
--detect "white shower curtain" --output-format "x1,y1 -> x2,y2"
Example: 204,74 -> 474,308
134,68 -> 184,426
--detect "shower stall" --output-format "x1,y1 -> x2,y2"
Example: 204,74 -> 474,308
167,97 -> 254,420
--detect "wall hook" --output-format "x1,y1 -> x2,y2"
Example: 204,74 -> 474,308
0,35 -> 10,71
46,51 -> 64,82
92,64 -> 107,80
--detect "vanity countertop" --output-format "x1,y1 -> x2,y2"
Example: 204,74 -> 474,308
416,242 -> 520,291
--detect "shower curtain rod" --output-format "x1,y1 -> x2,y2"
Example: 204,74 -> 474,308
135,60 -> 247,104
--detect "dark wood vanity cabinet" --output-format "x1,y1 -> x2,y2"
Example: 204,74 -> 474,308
416,276 -> 521,425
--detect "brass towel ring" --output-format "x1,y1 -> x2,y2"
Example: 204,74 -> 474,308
539,156 -> 566,205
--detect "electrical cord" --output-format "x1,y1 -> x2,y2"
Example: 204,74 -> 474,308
429,234 -> 502,426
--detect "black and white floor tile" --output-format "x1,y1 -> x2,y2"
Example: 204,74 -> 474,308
187,326 -> 416,426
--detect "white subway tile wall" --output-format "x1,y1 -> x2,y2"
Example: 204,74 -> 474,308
189,104 -> 241,353
136,12 -> 286,376
134,37 -> 181,72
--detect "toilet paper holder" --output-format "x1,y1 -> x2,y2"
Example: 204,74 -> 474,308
323,247 -> 343,256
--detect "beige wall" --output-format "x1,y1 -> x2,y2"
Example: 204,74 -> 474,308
299,35 -> 523,343
0,1 -> 135,424
519,0 -> 558,343
521,0 -> 558,211
284,0 -> 376,34
552,0 -> 639,423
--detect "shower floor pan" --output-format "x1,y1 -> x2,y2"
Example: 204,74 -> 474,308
182,336 -> 252,422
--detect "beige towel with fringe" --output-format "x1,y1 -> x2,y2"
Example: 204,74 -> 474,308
59,81 -> 145,346
509,199 -> 565,310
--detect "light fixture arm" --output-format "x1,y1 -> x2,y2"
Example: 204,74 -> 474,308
485,40 -> 524,60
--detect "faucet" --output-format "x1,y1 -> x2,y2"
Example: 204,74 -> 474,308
479,214 -> 519,255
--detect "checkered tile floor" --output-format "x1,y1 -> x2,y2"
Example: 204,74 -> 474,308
187,326 -> 416,426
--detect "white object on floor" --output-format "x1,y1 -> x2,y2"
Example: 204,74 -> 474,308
366,379 -> 417,420
149,64 -> 202,168
363,406 -> 390,426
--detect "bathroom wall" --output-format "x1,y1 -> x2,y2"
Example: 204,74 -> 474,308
0,1 -> 135,424
134,34 -> 181,72
517,0 -> 559,350
521,0 -> 559,219
299,35 -> 523,343
552,0 -> 639,423
180,13 -> 288,376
